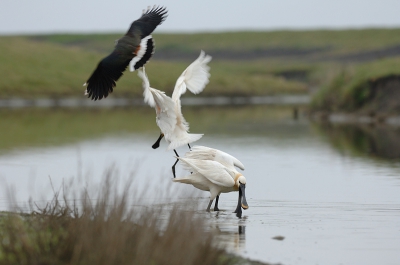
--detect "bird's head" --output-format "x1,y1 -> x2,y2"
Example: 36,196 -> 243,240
235,174 -> 248,210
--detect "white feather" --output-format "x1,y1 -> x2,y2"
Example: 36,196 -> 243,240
178,157 -> 235,188
172,50 -> 212,102
138,68 -> 177,134
174,155 -> 247,202
129,35 -> 152,72
185,145 -> 245,171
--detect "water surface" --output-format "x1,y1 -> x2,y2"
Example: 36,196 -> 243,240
0,106 -> 399,265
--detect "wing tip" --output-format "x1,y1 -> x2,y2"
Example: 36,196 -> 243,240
142,5 -> 168,23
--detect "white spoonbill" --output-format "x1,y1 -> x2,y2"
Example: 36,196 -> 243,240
183,145 -> 245,211
173,156 -> 248,218
137,51 -> 212,177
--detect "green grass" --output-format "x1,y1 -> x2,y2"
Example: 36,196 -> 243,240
31,29 -> 400,54
2,29 -> 400,103
0,35 -> 309,99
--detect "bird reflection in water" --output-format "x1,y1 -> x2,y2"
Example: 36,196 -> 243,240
211,212 -> 247,253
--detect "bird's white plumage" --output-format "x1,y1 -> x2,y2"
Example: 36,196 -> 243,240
172,172 -> 211,192
172,50 -> 212,101
138,68 -> 176,134
129,35 -> 152,72
178,157 -> 236,188
173,154 -> 247,202
138,51 -> 211,150
184,145 -> 245,171
173,146 -> 248,212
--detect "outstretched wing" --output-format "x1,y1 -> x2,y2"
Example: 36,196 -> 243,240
84,6 -> 168,100
127,6 -> 167,71
127,6 -> 168,38
84,53 -> 130,100
172,50 -> 212,102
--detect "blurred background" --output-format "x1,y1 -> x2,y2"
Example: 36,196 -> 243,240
1,1 -> 400,265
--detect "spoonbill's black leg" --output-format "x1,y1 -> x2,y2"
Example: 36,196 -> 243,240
206,199 -> 214,212
187,143 -> 193,173
172,149 -> 179,178
152,133 -> 164,149
214,195 -> 220,211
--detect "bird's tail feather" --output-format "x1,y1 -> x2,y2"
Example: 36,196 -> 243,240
167,134 -> 203,150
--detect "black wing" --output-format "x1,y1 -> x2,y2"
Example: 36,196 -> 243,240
84,52 -> 131,101
84,6 -> 167,101
127,6 -> 168,38
132,38 -> 155,70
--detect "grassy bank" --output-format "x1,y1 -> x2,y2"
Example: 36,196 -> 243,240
310,57 -> 400,113
0,36 -> 308,99
2,29 -> 400,99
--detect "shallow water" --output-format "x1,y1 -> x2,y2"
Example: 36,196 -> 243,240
1,107 -> 400,265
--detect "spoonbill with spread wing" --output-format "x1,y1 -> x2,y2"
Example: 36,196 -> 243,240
137,51 -> 212,177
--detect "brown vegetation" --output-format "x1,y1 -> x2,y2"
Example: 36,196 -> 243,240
0,174 -> 235,265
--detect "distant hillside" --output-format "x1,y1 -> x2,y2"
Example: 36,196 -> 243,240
1,29 -> 400,99
30,29 -> 400,62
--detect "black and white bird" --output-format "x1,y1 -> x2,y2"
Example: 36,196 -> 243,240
84,6 -> 168,100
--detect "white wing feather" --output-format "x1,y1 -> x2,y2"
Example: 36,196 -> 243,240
178,157 -> 235,188
185,146 -> 245,171
172,50 -> 212,102
129,35 -> 152,72
172,173 -> 211,191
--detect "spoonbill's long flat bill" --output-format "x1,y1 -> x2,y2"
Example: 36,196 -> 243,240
173,149 -> 248,218
183,145 -> 245,211
84,6 -> 168,100
137,51 -> 212,177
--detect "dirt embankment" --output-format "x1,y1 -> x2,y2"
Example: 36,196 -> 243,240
312,74 -> 400,124
359,75 -> 400,116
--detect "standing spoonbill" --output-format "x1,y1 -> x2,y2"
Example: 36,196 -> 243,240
173,156 -> 248,218
137,51 -> 212,177
183,145 -> 245,211
84,6 -> 168,100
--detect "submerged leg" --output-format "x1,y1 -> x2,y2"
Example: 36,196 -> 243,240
152,133 -> 164,149
213,195 -> 220,211
206,200 -> 214,212
172,149 -> 179,178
